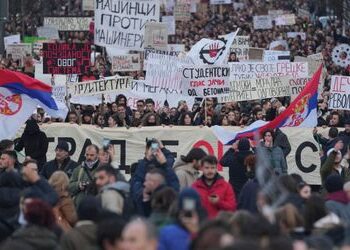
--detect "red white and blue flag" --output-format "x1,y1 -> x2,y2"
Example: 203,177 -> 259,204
0,69 -> 59,139
213,65 -> 323,145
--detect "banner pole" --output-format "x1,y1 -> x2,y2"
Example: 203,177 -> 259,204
204,98 -> 207,125
65,75 -> 71,112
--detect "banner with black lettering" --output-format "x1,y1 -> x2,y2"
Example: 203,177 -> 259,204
44,17 -> 92,31
329,75 -> 350,110
26,124 -> 324,185
219,76 -> 291,103
112,54 -> 141,72
181,65 -> 230,97
42,43 -> 91,74
94,0 -> 160,50
68,76 -> 132,96
229,62 -> 308,80
230,36 -> 249,61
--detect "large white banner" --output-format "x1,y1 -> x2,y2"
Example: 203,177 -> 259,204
329,75 -> 350,110
229,62 -> 309,80
181,65 -> 231,97
219,76 -> 291,103
44,17 -> 92,31
94,0 -> 160,50
30,124 -> 324,185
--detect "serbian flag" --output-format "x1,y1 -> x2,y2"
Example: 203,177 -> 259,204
213,65 -> 323,145
0,69 -> 59,139
187,30 -> 239,65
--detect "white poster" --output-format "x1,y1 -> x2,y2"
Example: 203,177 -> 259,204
162,16 -> 175,35
37,26 -> 59,39
210,0 -> 231,4
44,17 -> 92,31
144,22 -> 168,50
287,32 -> 306,40
112,54 -> 142,72
82,0 -> 94,11
94,0 -> 160,50
263,50 -> 290,62
329,75 -> 350,110
275,14 -> 296,26
253,15 -> 272,30
6,44 -> 32,65
4,34 -> 20,50
230,36 -> 249,61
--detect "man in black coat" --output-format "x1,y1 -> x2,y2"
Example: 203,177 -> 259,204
40,141 -> 78,179
274,128 -> 291,157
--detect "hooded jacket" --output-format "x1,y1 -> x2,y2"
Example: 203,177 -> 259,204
259,142 -> 287,175
60,221 -> 97,250
192,174 -> 236,218
1,225 -> 59,250
99,181 -> 130,215
220,144 -> 253,196
173,159 -> 200,190
15,120 -> 48,170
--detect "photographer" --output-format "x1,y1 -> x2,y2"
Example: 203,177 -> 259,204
69,145 -> 100,207
130,139 -> 180,215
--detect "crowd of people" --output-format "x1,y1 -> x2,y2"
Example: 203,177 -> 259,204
2,0 -> 350,249
1,126 -> 350,250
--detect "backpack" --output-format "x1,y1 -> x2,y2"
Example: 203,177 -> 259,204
106,186 -> 136,220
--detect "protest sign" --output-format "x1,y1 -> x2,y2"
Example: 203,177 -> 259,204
287,32 -> 306,40
37,26 -> 60,39
42,43 -> 91,75
6,44 -> 32,65
229,62 -> 309,80
329,75 -> 350,110
275,14 -> 296,26
268,9 -> 284,19
145,53 -> 192,89
233,2 -> 244,10
162,16 -> 175,35
174,3 -> 191,21
298,8 -> 310,19
219,76 -> 291,103
167,44 -> 185,53
230,36 -> 249,61
82,0 -> 94,11
248,48 -> 264,61
36,124 -> 323,185
23,36 -> 46,44
289,78 -> 311,101
210,0 -> 231,4
144,22 -> 168,50
4,34 -> 20,50
253,15 -> 272,30
68,76 -> 132,97
44,17 -> 92,31
181,65 -> 231,97
143,47 -> 182,69
190,2 -> 197,13
94,0 -> 160,50
33,42 -> 43,55
263,50 -> 290,62
269,40 -> 289,50
112,54 -> 141,72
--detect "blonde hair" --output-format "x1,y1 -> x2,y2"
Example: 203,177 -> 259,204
48,171 -> 70,197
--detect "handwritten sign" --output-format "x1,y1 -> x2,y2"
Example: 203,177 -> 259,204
329,75 -> 350,110
112,54 -> 141,72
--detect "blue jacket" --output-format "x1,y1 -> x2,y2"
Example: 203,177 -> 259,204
130,148 -> 179,215
158,224 -> 190,250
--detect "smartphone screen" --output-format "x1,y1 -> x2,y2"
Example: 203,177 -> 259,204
103,138 -> 110,148
151,142 -> 159,152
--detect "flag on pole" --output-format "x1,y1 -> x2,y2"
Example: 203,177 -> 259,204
0,69 -> 59,139
213,65 -> 323,145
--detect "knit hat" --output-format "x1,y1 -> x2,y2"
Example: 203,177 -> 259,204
325,174 -> 344,193
238,138 -> 250,151
78,196 -> 102,221
178,188 -> 201,212
56,140 -> 69,152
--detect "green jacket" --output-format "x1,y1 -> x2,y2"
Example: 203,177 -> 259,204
69,161 -> 99,207
320,151 -> 350,189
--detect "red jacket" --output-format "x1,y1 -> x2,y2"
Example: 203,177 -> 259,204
192,175 -> 236,218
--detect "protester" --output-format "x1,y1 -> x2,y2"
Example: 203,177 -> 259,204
173,148 -> 207,190
69,144 -> 100,207
192,156 -> 236,218
97,214 -> 126,250
41,140 -> 78,179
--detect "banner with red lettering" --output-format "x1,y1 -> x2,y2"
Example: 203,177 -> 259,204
42,43 -> 91,74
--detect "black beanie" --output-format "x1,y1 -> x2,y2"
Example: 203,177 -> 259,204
238,138 -> 250,151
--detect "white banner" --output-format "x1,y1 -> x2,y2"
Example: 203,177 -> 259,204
263,50 -> 290,62
32,124 -> 324,185
210,0 -> 231,4
181,65 -> 230,97
219,76 -> 291,103
230,36 -> 249,61
44,17 -> 92,31
253,15 -> 272,30
329,75 -> 350,110
144,22 -> 168,50
187,31 -> 238,65
287,32 -> 306,40
229,62 -> 309,80
112,54 -> 142,72
68,76 -> 132,97
275,14 -> 296,26
4,34 -> 20,50
94,0 -> 160,50
162,16 -> 175,35
37,26 -> 59,39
